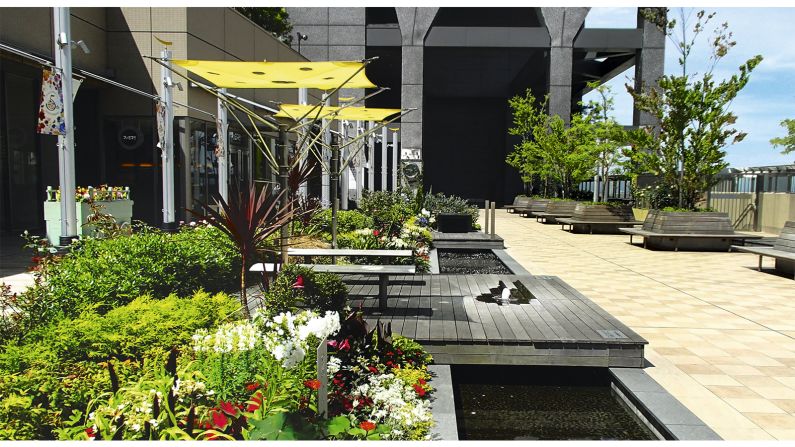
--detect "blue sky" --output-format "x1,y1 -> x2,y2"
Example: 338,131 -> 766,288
583,7 -> 795,169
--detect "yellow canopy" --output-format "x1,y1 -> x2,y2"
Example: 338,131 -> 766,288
172,60 -> 377,90
274,104 -> 402,122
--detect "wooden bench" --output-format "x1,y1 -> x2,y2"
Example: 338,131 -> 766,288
504,196 -> 531,213
732,221 -> 795,279
533,201 -> 580,224
298,264 -> 416,309
557,217 -> 642,234
287,248 -> 413,264
517,199 -> 551,218
620,227 -> 762,252
535,212 -> 575,224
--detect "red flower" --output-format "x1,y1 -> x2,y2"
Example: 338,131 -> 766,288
339,338 -> 350,351
367,365 -> 378,374
245,382 -> 260,392
359,420 -> 377,432
292,275 -> 305,289
413,384 -> 426,397
31,256 -> 42,264
219,401 -> 238,416
85,427 -> 95,438
373,230 -> 380,237
418,378 -> 427,385
247,391 -> 263,412
304,379 -> 321,390
211,410 -> 229,429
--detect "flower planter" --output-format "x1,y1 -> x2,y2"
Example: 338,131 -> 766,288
437,213 -> 473,233
43,200 -> 134,245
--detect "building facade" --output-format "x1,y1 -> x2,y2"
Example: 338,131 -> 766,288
286,7 -> 665,205
0,7 -> 309,234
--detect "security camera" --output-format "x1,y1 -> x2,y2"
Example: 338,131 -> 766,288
74,40 -> 90,54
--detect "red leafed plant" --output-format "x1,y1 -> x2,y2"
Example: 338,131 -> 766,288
188,183 -> 297,319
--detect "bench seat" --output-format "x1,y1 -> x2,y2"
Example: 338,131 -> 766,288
534,212 -> 574,224
620,227 -> 762,252
731,221 -> 795,279
288,248 -> 413,263
557,218 -> 642,234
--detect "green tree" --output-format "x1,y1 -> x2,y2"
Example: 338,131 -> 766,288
770,119 -> 795,154
580,81 -> 628,201
507,89 -> 596,198
626,9 -> 763,209
235,7 -> 294,43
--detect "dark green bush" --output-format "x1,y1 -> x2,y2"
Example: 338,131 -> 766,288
263,264 -> 347,317
359,190 -> 412,234
23,224 -> 240,325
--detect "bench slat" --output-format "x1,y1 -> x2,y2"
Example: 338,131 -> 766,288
296,264 -> 416,274
288,248 -> 413,257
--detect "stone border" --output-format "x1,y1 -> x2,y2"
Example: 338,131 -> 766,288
492,248 -> 532,275
427,364 -> 458,440
428,248 -> 440,274
609,368 -> 721,440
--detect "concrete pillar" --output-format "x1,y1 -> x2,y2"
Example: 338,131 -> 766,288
633,7 -> 666,128
541,8 -> 589,124
367,120 -> 375,191
381,125 -> 388,190
396,7 -> 438,161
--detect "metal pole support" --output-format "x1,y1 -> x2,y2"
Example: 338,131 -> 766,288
484,200 -> 490,234
278,124 -> 290,265
54,7 -> 78,247
330,133 -> 340,249
490,201 -> 496,238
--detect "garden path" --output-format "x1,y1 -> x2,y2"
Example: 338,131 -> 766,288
488,210 -> 795,440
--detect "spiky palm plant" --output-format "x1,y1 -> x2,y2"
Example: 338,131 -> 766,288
189,184 -> 296,319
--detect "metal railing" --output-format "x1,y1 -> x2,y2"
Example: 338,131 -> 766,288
577,177 -> 633,200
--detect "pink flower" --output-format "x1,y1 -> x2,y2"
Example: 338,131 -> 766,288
292,275 -> 305,289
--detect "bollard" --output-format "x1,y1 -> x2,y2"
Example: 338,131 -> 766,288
490,201 -> 496,238
484,200 -> 490,234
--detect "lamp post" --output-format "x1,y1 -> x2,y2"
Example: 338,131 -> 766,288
160,47 -> 176,231
53,7 -> 78,247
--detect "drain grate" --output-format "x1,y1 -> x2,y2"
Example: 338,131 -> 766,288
597,329 -> 628,339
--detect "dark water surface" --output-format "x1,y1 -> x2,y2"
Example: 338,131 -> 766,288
438,249 -> 512,274
452,365 -> 657,440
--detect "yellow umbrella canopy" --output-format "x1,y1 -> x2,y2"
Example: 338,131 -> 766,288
274,104 -> 402,122
172,60 -> 377,90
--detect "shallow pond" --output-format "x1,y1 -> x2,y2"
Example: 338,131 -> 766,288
438,249 -> 512,274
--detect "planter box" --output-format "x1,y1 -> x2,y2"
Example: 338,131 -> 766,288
640,210 -> 736,251
437,213 -> 473,233
44,200 -> 134,245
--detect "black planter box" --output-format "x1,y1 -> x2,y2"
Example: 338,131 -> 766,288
437,213 -> 472,233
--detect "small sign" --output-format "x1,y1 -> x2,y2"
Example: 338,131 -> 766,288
401,148 -> 421,161
119,127 -> 143,150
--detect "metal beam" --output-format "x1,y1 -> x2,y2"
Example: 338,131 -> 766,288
425,26 -> 551,47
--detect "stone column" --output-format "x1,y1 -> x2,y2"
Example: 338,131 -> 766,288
540,8 -> 589,124
633,7 -> 665,128
396,7 -> 438,161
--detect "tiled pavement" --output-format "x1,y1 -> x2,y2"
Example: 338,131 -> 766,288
487,210 -> 795,440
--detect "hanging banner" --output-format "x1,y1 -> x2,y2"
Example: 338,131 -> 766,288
155,101 -> 166,150
215,117 -> 226,158
36,68 -> 65,135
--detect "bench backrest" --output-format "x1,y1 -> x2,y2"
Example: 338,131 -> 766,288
528,199 -> 551,213
774,221 -> 795,253
572,203 -> 634,222
546,201 -> 579,214
641,210 -> 734,234
515,196 -> 531,207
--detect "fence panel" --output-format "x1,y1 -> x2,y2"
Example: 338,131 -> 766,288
709,192 -> 755,231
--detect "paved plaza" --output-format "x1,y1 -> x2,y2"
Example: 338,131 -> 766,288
487,210 -> 795,440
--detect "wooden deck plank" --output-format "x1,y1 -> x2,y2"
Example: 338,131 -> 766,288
428,295 -> 445,341
547,299 -> 602,342
430,275 -> 442,297
510,301 -> 546,341
534,298 -> 589,341
516,302 -> 559,341
462,296 -> 487,341
451,296 -> 473,342
485,299 -> 517,342
390,296 -> 410,336
439,275 -> 451,298
472,296 -> 501,341
528,299 -> 575,341
440,296 -> 458,341
415,296 -> 431,340
401,295 -> 419,340
497,304 -> 531,342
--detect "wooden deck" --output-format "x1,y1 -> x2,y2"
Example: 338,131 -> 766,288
341,273 -> 647,367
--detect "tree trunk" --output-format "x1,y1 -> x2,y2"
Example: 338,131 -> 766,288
240,253 -> 251,319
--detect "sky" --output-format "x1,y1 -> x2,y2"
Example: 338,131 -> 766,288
583,7 -> 795,169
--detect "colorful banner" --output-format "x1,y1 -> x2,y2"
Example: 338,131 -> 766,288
155,101 -> 166,149
36,68 -> 65,135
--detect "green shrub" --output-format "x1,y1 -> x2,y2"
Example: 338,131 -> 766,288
263,264 -> 347,317
307,209 -> 374,240
19,225 -> 239,327
359,191 -> 413,234
423,192 -> 478,228
0,291 -> 237,439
